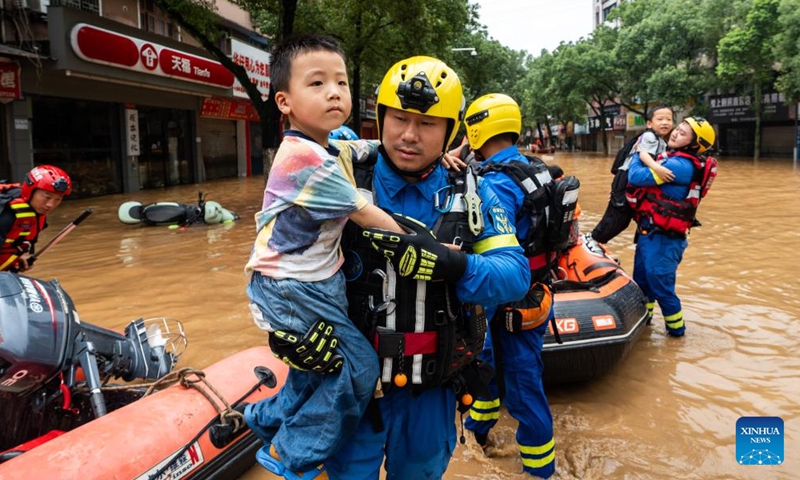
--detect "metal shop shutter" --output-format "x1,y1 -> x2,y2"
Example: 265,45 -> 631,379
199,119 -> 237,179
761,126 -> 794,157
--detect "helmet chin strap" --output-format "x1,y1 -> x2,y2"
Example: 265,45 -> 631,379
379,145 -> 443,179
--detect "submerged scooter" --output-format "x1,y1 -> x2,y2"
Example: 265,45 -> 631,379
0,272 -> 187,457
117,191 -> 238,226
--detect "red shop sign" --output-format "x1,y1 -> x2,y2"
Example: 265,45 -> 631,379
70,23 -> 234,89
201,97 -> 260,122
0,60 -> 22,99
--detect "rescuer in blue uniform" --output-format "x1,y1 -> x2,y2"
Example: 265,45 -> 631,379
460,93 -> 556,478
323,57 -> 530,479
627,116 -> 717,337
258,56 -> 529,480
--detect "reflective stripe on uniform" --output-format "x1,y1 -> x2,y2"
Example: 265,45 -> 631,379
412,279 -> 426,384
665,310 -> 684,329
520,437 -> 555,469
468,398 -> 500,421
521,449 -> 555,469
0,255 -> 19,270
519,437 -> 555,456
382,262 -> 398,383
473,233 -> 519,254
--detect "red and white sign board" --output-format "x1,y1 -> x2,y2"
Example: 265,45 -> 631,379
70,23 -> 234,89
230,38 -> 270,100
0,60 -> 21,99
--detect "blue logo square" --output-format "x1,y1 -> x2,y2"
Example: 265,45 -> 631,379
736,416 -> 783,466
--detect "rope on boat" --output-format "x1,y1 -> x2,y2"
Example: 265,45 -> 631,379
68,364 -> 275,479
145,367 -> 275,480
81,367 -> 245,430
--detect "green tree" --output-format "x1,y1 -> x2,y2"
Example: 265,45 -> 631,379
261,0 -> 473,135
608,0 -> 725,116
776,0 -> 800,103
449,33 -> 527,102
717,0 -> 781,159
548,31 -> 619,153
151,0 -> 294,175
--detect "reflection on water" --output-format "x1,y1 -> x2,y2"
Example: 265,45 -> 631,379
30,153 -> 800,479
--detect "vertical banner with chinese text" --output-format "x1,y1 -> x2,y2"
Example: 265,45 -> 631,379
125,109 -> 140,156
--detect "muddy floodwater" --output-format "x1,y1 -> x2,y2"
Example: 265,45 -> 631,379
29,152 -> 799,479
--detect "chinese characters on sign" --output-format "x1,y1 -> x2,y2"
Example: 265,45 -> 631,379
70,24 -> 234,89
588,104 -> 621,131
708,92 -> 790,123
0,60 -> 21,100
230,39 -> 271,101
125,109 -> 140,156
200,97 -> 260,122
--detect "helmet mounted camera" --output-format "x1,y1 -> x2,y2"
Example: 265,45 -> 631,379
396,71 -> 439,114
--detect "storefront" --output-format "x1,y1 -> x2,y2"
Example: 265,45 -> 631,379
707,92 -> 796,158
5,6 -> 260,197
0,57 -> 22,180
136,106 -> 194,189
31,96 -> 123,196
588,104 -> 623,154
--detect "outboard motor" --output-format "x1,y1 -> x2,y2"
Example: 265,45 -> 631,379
0,272 -> 186,453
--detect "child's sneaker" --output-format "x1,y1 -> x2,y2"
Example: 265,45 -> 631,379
255,444 -> 328,480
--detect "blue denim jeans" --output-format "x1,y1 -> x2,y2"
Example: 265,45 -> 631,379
245,270 -> 379,472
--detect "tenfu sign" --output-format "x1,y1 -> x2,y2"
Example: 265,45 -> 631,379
70,23 -> 235,89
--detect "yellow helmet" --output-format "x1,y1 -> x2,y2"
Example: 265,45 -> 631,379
464,93 -> 522,150
376,56 -> 465,153
683,116 -> 715,154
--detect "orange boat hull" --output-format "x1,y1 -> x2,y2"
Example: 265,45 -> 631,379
0,346 -> 287,480
544,236 -> 649,384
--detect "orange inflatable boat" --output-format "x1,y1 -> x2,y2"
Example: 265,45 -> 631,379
0,272 -> 286,479
543,234 -> 649,384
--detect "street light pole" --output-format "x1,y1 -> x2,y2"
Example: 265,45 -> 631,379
795,100 -> 799,163
451,47 -> 477,56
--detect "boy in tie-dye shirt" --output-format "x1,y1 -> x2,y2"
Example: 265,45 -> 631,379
242,34 -> 402,478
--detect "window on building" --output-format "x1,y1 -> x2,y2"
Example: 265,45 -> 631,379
603,4 -> 616,21
215,31 -> 232,56
140,0 -> 178,40
50,0 -> 100,15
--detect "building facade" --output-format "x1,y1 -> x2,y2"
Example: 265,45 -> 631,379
0,0 -> 269,197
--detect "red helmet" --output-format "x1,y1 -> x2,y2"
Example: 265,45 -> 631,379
20,165 -> 72,201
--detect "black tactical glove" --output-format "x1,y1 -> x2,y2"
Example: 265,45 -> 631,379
363,213 -> 467,283
268,320 -> 343,374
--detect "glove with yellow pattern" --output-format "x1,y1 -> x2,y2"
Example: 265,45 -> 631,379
364,213 -> 467,283
268,320 -> 343,374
